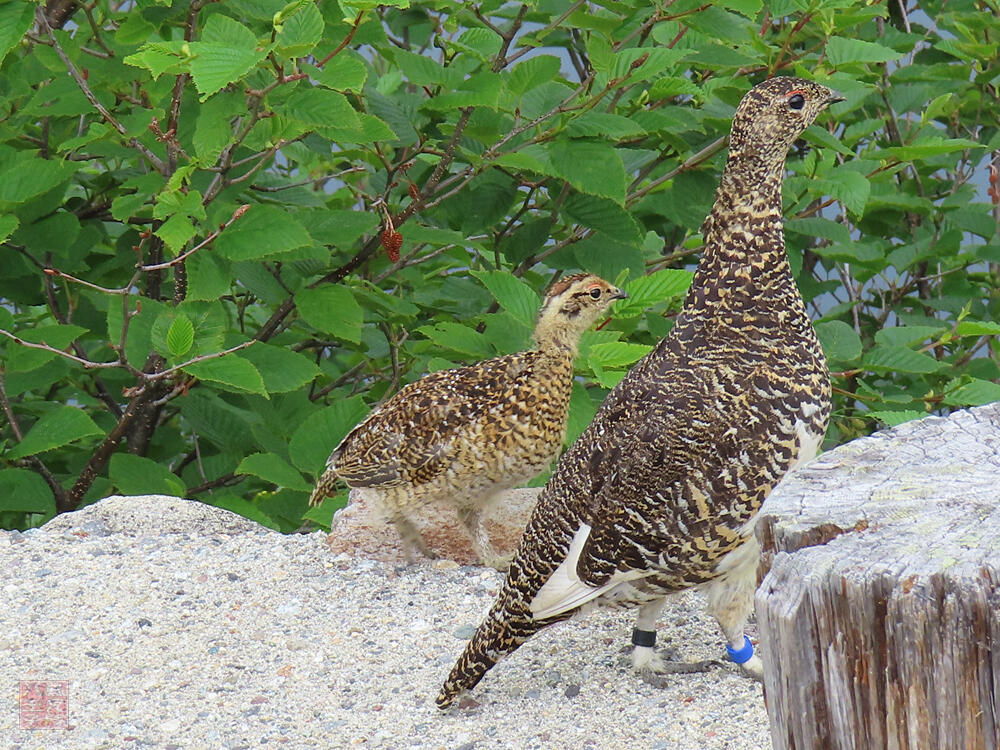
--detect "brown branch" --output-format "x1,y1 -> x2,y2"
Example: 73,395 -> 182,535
67,376 -> 157,510
44,0 -> 79,29
0,329 -> 123,369
81,2 -> 114,57
187,472 -> 244,496
146,340 -> 259,382
140,204 -> 251,272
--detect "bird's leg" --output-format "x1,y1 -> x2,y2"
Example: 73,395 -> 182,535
706,544 -> 763,681
389,511 -> 438,563
456,506 -> 508,570
632,598 -> 722,686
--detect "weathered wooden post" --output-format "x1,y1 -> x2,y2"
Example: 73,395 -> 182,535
755,402 -> 1000,750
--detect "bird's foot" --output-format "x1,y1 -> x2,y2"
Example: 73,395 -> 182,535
632,645 -> 723,685
735,653 -> 764,682
637,658 -> 725,687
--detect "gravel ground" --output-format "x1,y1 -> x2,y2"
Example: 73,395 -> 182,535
3,496 -> 771,749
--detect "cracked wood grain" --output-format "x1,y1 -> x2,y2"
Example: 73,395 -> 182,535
755,402 -> 1000,750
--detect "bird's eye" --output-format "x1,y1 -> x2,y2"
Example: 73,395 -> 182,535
589,287 -> 603,299
788,93 -> 805,110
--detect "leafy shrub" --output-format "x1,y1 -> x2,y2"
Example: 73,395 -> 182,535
1,0 -> 998,531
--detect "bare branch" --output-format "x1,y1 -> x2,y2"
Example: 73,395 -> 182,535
140,204 -> 251,272
146,340 -> 259,382
0,328 -> 123,369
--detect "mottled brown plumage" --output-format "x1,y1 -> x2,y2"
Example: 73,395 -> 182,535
437,77 -> 842,707
309,274 -> 626,567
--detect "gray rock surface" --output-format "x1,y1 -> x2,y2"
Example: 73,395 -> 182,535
3,494 -> 770,749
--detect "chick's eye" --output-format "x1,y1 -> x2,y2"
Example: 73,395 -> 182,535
788,93 -> 805,110
589,287 -> 603,299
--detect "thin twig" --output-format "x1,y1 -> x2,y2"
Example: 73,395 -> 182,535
0,329 -> 123,369
146,340 -> 259,382
139,205 -> 251,271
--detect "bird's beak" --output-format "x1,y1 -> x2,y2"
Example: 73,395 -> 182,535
612,288 -> 628,300
825,91 -> 846,106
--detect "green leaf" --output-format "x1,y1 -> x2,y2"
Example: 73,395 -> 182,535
194,91 -> 242,161
275,1 -> 323,57
236,452 -> 312,491
955,320 -> 1000,337
0,469 -> 55,514
214,205 -> 312,260
0,214 -> 18,243
123,41 -> 188,80
815,320 -> 862,363
588,341 -> 653,368
109,454 -> 186,496
616,269 -> 693,318
188,16 -> 267,100
239,343 -> 321,393
874,325 -> 946,347
565,112 -> 646,140
154,213 -> 196,254
295,286 -> 364,343
826,37 -> 903,67
943,378 -> 1000,407
824,168 -> 870,217
867,410 -> 925,427
880,137 -> 983,161
862,345 -> 944,374
508,55 -> 561,95
186,253 -> 232,301
0,158 -> 74,207
6,407 -> 103,460
470,271 -> 540,328
301,209 -> 378,247
288,397 -> 371,473
307,53 -> 367,93
563,193 -> 641,242
0,3 -> 33,67
184,354 -> 268,396
416,321 -> 495,358
282,86 -> 360,129
166,314 -> 195,358
548,141 -> 627,204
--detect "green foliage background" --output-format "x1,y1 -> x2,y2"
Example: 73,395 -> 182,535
1,0 -> 999,531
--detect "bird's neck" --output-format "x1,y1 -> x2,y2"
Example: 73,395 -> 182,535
532,315 -> 582,357
688,156 -> 799,306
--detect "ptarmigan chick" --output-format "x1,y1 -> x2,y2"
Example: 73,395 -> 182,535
309,274 -> 626,568
437,76 -> 842,707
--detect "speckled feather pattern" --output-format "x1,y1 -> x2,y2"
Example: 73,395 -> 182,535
438,77 -> 838,707
319,349 -> 576,512
309,274 -> 625,565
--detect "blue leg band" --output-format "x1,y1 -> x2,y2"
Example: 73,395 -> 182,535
726,635 -> 754,664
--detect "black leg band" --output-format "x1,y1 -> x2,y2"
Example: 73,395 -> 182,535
631,628 -> 656,648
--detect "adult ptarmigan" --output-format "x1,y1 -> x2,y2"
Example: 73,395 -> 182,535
437,76 -> 841,707
309,274 -> 626,568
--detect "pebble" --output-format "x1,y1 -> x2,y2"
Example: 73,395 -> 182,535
1,496 -> 771,749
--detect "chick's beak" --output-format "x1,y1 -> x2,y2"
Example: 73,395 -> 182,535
612,288 -> 628,300
825,91 -> 846,106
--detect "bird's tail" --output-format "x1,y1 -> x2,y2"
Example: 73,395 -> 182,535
436,595 -> 563,709
308,469 -> 339,507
